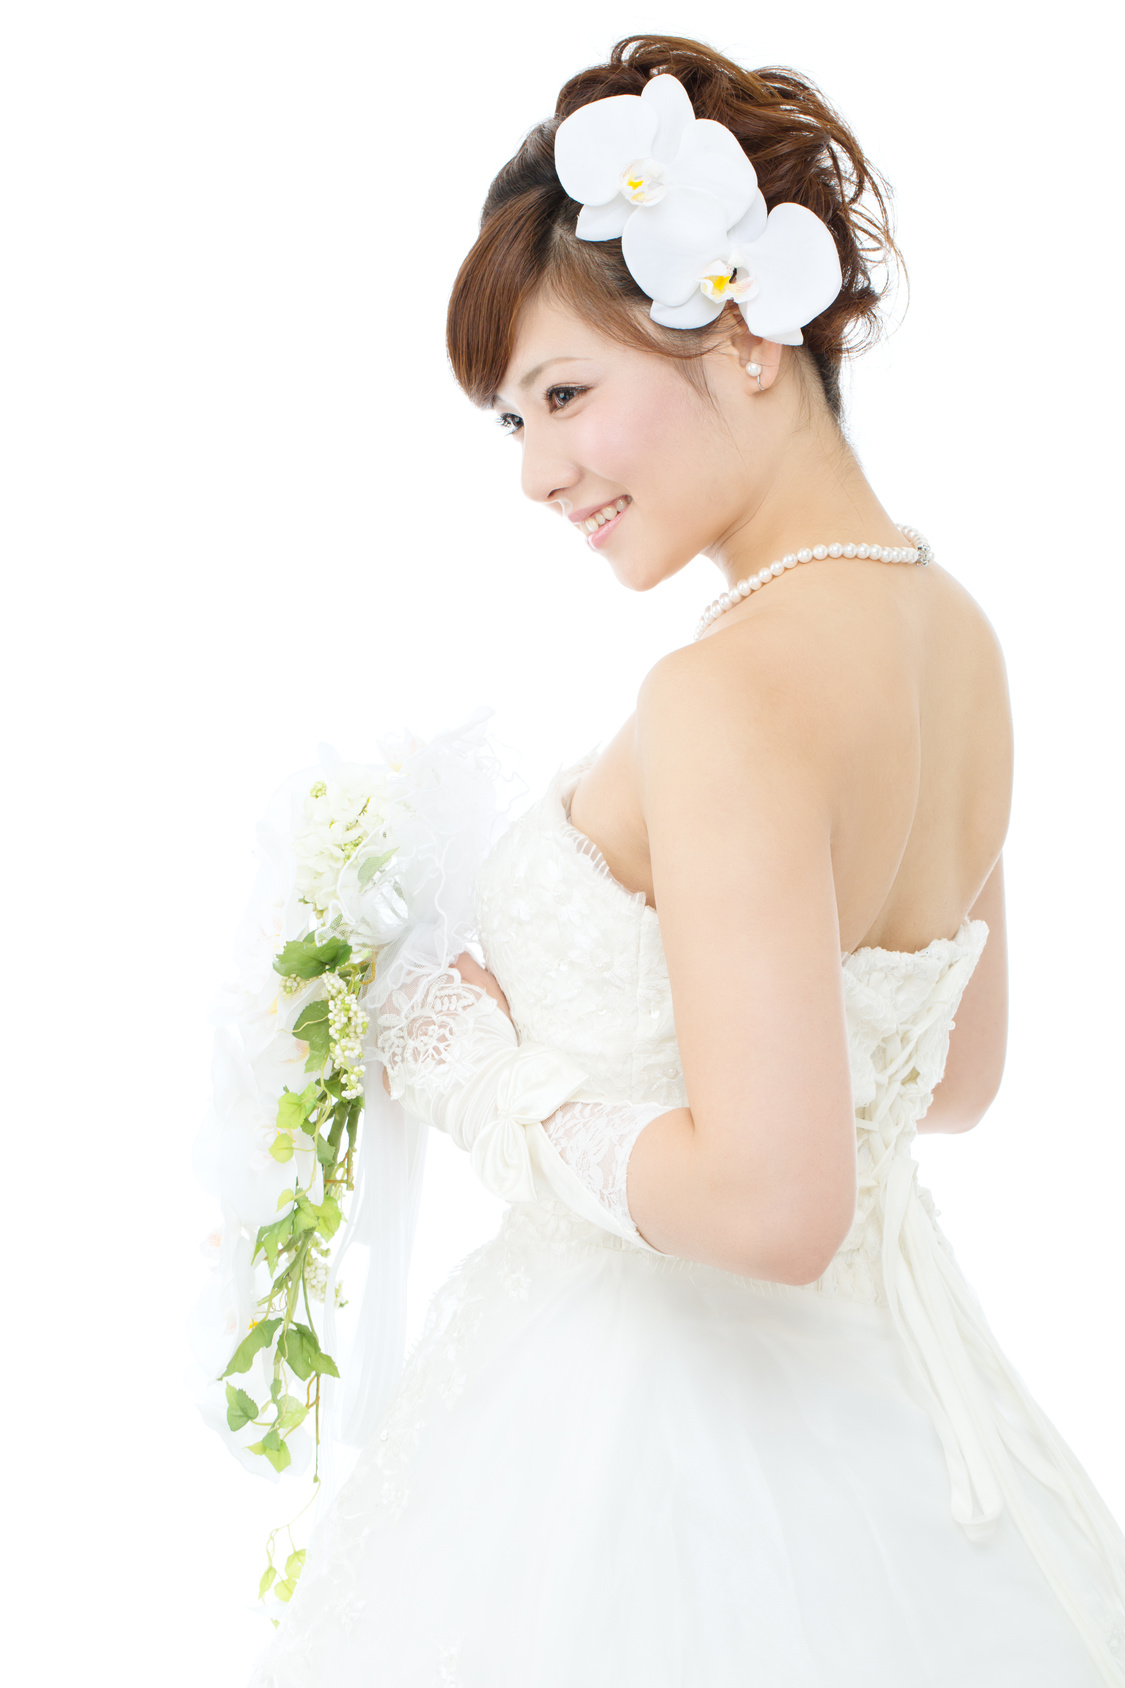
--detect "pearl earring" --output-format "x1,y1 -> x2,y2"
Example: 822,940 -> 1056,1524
745,360 -> 764,391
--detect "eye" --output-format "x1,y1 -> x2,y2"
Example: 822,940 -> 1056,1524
545,383 -> 587,412
494,384 -> 589,439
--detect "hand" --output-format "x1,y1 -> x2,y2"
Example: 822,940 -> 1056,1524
451,951 -> 512,1023
381,952 -> 512,1094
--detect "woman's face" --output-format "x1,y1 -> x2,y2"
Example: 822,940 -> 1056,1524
492,294 -> 782,592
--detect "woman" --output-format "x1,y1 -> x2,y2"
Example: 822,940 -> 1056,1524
249,34 -> 1125,1687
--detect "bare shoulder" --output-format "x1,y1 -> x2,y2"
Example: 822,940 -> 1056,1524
639,562 -> 1009,750
637,594 -> 871,778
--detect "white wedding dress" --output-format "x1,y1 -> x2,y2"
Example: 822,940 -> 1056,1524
248,760 -> 1125,1687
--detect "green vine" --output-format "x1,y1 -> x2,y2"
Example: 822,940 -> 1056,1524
218,925 -> 373,1610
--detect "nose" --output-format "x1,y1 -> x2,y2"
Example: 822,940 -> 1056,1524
519,424 -> 579,511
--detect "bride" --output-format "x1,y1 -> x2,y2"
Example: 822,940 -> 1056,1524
248,34 -> 1125,1687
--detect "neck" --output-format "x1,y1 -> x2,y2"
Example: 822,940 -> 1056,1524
705,382 -> 905,590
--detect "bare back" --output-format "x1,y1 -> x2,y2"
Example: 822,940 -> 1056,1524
570,557 -> 1012,957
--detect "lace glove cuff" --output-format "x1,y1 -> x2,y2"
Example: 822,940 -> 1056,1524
542,1098 -> 668,1240
373,965 -> 587,1203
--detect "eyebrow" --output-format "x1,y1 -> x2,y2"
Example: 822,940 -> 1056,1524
488,356 -> 584,409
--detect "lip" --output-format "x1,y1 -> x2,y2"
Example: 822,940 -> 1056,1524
586,503 -> 629,549
568,496 -> 631,549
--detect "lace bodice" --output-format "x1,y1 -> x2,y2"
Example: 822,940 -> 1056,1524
476,768 -> 685,1110
476,759 -> 988,1303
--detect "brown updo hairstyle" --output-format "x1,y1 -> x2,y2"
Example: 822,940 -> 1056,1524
446,34 -> 901,421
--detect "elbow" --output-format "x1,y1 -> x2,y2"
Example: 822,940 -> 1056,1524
718,1189 -> 856,1287
753,1231 -> 850,1288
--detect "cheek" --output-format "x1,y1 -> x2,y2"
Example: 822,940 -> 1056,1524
586,382 -> 698,481
586,387 -> 739,585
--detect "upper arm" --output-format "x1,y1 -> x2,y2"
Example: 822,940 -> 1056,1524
628,644 -> 858,1278
918,858 -> 1008,1132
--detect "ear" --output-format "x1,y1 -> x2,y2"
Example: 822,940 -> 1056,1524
715,306 -> 784,391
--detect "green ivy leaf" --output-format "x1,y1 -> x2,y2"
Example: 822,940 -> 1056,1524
293,1001 -> 331,1068
276,1321 -> 340,1382
276,1083 -> 318,1132
225,1383 -> 259,1430
357,848 -> 396,888
276,1394 -> 308,1432
293,1193 -> 319,1234
274,932 -> 352,980
259,1428 -> 292,1473
284,1549 -> 306,1580
221,1317 -> 281,1378
276,1323 -> 314,1381
276,1188 -> 296,1211
314,1132 -> 335,1167
274,1576 -> 297,1602
258,1565 -> 277,1600
269,1132 -> 294,1163
254,1214 -> 294,1274
316,1191 -> 343,1242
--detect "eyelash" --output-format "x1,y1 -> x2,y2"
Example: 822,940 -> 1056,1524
497,384 -> 587,437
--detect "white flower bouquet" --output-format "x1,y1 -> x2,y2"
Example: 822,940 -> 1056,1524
191,714 -> 499,1609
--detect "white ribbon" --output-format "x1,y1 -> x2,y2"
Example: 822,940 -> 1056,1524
466,1042 -> 588,1205
880,1132 -> 1125,1681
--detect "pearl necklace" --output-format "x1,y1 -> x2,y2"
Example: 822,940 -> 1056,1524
694,523 -> 934,640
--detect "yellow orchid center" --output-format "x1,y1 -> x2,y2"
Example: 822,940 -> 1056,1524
618,157 -> 667,206
698,259 -> 759,305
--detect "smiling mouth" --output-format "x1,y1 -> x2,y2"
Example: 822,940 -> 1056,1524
577,496 -> 631,547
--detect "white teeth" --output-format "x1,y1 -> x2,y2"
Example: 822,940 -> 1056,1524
578,498 -> 629,537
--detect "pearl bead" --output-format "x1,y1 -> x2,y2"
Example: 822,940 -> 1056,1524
693,526 -> 932,638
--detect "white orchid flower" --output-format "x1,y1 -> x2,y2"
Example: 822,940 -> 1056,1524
555,74 -> 760,242
554,73 -> 843,347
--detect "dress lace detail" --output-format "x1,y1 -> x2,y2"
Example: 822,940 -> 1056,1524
249,755 -> 1125,1688
475,756 -> 984,1310
475,761 -> 685,1112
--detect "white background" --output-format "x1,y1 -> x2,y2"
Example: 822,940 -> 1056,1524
3,2 -> 1122,1681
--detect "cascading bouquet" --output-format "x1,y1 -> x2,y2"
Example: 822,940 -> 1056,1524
191,714 -> 500,1612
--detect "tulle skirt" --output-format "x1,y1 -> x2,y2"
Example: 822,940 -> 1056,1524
248,1199 -> 1121,1687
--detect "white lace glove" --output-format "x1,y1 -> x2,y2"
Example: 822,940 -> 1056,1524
542,1099 -> 668,1238
373,964 -> 589,1204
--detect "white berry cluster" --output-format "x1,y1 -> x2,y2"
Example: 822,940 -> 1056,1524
325,971 -> 369,1099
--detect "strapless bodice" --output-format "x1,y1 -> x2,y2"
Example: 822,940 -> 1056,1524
476,759 -> 988,1304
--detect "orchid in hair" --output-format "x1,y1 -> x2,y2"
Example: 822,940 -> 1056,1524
553,73 -> 843,346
